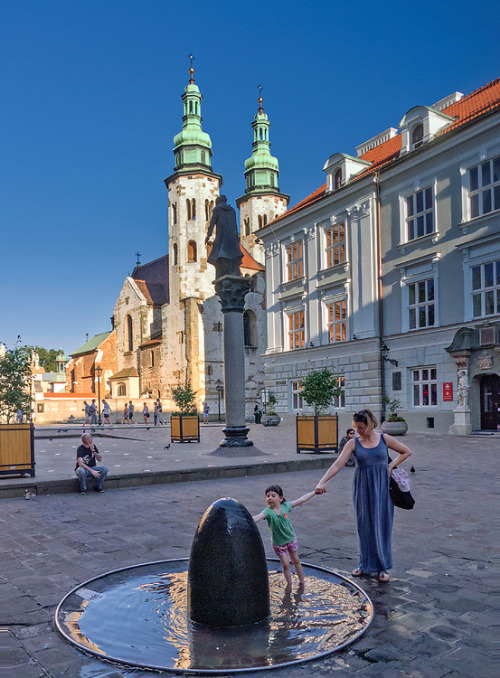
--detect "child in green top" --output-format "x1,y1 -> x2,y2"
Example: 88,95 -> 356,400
253,484 -> 318,587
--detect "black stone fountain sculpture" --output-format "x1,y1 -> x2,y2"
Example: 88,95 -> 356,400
188,497 -> 270,626
55,497 -> 374,673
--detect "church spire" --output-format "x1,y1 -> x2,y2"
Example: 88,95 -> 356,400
172,56 -> 213,173
242,86 -> 281,196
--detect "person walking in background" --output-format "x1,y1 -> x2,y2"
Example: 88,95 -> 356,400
143,402 -> 150,425
89,399 -> 97,425
338,427 -> 356,466
121,403 -> 128,424
154,399 -> 164,426
254,404 -> 262,424
253,484 -> 319,588
75,433 -> 108,495
203,402 -> 210,424
82,401 -> 91,427
315,408 -> 411,582
127,401 -> 136,426
102,399 -> 112,427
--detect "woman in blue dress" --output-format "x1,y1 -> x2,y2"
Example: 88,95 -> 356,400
315,409 -> 411,582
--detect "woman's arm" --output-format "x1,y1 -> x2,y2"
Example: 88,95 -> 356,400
315,439 -> 355,492
383,434 -> 411,473
290,490 -> 317,508
253,511 -> 266,523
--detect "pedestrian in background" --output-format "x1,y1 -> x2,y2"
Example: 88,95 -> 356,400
203,402 -> 210,424
338,427 -> 356,466
154,399 -> 164,426
102,400 -> 112,427
143,402 -> 150,424
127,401 -> 136,426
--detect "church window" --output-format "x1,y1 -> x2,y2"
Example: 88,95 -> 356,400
192,198 -> 196,219
270,173 -> 275,187
243,309 -> 257,347
117,383 -> 126,396
126,315 -> 133,351
189,101 -> 193,114
258,215 -> 268,229
244,217 -> 250,236
172,203 -> 177,224
411,123 -> 424,150
150,350 -> 155,368
187,240 -> 197,262
201,150 -> 206,164
259,128 -> 263,140
173,243 -> 178,266
187,199 -> 191,220
334,169 -> 343,190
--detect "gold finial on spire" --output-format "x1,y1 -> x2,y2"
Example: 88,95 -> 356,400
188,53 -> 195,83
257,83 -> 264,113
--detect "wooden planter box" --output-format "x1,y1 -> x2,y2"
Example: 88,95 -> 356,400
171,414 -> 200,443
296,414 -> 338,454
0,423 -> 35,477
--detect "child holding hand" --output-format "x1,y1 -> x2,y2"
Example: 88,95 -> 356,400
253,484 -> 318,587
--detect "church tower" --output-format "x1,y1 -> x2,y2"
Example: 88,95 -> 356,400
164,61 -> 222,302
237,89 -> 289,264
163,62 -> 223,395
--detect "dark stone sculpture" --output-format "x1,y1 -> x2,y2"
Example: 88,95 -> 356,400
187,498 -> 270,626
205,196 -> 243,278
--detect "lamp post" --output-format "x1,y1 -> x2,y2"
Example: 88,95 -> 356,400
95,365 -> 102,426
380,342 -> 398,367
261,388 -> 269,414
215,379 -> 223,422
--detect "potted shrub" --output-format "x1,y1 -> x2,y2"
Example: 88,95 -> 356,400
296,367 -> 341,454
262,393 -> 280,427
170,380 -> 200,443
381,395 -> 408,436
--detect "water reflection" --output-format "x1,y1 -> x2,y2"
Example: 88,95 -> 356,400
57,562 -> 372,673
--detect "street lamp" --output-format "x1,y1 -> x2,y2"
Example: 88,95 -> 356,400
215,379 -> 224,422
95,365 -> 103,426
261,388 -> 269,413
380,342 -> 398,367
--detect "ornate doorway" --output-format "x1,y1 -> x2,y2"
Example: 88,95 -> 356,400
480,374 -> 500,430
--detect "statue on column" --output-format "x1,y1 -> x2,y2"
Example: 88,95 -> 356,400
205,195 -> 243,279
457,369 -> 469,407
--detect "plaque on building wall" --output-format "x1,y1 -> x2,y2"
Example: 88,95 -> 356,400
477,350 -> 493,370
443,382 -> 453,401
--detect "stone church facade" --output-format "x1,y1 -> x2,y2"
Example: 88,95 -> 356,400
112,67 -> 288,415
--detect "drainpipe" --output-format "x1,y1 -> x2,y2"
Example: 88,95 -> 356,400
375,171 -> 386,422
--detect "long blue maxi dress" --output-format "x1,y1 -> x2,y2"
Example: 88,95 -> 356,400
353,434 -> 393,573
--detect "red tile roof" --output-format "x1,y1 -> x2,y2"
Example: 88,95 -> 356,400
271,77 -> 500,225
240,244 -> 265,271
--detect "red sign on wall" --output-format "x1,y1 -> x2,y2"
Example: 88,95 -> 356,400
443,382 -> 453,401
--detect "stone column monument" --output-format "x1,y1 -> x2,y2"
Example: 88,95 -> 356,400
206,195 -> 253,447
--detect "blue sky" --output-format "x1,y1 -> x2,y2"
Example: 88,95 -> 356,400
1,0 -> 498,354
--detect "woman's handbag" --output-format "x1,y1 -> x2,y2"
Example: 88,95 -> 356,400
389,467 -> 415,510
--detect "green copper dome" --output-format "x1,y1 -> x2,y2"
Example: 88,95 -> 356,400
172,68 -> 213,172
243,95 -> 281,194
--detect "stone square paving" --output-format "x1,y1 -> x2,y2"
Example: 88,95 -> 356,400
0,423 -> 496,677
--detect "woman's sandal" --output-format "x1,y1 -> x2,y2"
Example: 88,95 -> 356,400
378,571 -> 390,582
351,568 -> 364,577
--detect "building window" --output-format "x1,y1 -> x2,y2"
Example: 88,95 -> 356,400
186,198 -> 196,220
117,383 -> 126,396
291,381 -> 303,410
244,217 -> 250,236
288,310 -> 305,349
285,241 -> 304,281
325,223 -> 346,268
327,300 -> 347,343
472,259 -> 500,318
243,309 -> 257,347
334,168 -> 342,190
201,150 -> 206,164
412,367 -> 437,407
258,214 -> 268,229
126,315 -> 133,351
150,351 -> 155,368
187,240 -> 197,262
173,243 -> 178,266
392,372 -> 402,391
411,124 -> 423,149
406,187 -> 434,240
172,203 -> 177,225
408,279 -> 435,329
469,156 -> 500,218
270,174 -> 275,187
333,376 -> 345,409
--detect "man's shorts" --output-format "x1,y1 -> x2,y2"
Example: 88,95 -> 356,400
128,413 -> 133,419
273,536 -> 298,556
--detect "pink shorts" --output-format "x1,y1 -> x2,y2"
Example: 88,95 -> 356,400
273,536 -> 298,556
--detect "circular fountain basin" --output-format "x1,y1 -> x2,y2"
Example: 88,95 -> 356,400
56,558 -> 373,674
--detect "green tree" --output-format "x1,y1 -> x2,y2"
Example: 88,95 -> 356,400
0,341 -> 32,422
301,367 -> 343,416
170,380 -> 197,414
31,347 -> 60,372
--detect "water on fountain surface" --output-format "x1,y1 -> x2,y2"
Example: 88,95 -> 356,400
56,559 -> 373,673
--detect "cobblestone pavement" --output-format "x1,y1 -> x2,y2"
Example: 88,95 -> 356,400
1,427 -> 496,677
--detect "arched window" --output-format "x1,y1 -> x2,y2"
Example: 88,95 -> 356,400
173,243 -> 178,265
191,198 -> 196,219
335,169 -> 343,190
270,173 -> 275,186
259,128 -> 263,140
243,309 -> 257,347
117,383 -> 126,396
244,217 -> 250,236
172,203 -> 177,224
150,350 -> 155,368
205,199 -> 210,221
412,123 -> 424,149
188,240 -> 197,262
189,101 -> 193,113
126,315 -> 133,351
